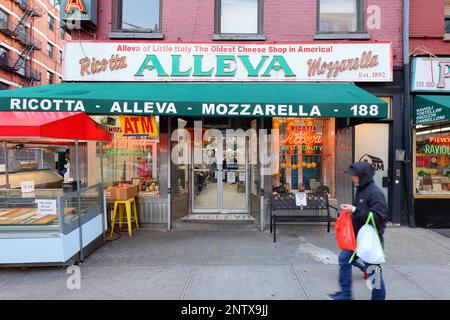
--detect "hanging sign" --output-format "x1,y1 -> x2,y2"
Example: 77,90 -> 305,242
119,116 -> 158,137
61,0 -> 97,27
63,42 -> 393,82
412,57 -> 450,92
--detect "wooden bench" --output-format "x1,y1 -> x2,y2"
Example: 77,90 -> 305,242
270,193 -> 336,242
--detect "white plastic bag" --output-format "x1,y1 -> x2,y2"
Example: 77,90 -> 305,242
356,224 -> 385,265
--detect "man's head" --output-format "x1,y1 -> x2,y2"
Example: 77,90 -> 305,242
346,162 -> 375,188
65,149 -> 70,160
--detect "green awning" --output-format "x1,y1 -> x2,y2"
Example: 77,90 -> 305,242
414,95 -> 450,125
0,82 -> 388,118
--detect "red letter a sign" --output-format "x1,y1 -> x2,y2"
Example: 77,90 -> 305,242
65,0 -> 87,13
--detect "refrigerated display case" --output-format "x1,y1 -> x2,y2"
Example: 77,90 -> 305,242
0,112 -> 111,265
0,184 -> 105,264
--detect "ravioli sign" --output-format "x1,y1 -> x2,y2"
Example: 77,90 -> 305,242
119,116 -> 158,137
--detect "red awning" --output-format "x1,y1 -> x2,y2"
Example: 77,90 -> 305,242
0,112 -> 111,141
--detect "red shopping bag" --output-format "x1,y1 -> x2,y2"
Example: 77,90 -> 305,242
335,210 -> 356,251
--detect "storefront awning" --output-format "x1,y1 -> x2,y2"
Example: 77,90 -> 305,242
414,95 -> 450,125
0,82 -> 388,118
0,112 -> 111,141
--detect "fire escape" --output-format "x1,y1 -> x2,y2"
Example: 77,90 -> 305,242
0,1 -> 43,86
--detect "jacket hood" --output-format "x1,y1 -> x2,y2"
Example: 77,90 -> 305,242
348,162 -> 375,188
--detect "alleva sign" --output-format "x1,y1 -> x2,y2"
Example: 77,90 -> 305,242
63,42 -> 393,82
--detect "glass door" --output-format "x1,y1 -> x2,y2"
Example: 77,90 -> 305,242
191,131 -> 249,214
221,133 -> 248,213
191,134 -> 219,213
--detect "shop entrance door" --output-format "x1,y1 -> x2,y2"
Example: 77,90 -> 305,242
191,133 -> 249,214
355,123 -> 391,204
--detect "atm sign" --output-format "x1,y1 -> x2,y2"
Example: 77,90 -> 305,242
119,116 -> 158,137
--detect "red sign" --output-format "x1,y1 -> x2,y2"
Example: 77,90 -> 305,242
119,116 -> 158,137
429,136 -> 450,144
65,0 -> 86,13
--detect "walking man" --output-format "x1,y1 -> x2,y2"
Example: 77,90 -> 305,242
329,162 -> 388,300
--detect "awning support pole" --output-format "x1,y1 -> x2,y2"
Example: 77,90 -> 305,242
167,117 -> 172,231
3,142 -> 9,189
100,142 -> 106,243
75,141 -> 84,262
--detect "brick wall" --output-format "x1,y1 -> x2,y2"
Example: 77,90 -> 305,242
83,0 -> 403,66
409,0 -> 450,55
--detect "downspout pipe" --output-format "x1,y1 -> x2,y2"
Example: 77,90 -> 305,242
403,0 -> 415,227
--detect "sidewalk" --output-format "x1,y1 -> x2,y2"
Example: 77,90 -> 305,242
1,226 -> 450,300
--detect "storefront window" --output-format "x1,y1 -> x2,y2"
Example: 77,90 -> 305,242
415,124 -> 450,196
272,118 -> 336,197
0,142 -> 86,190
100,116 -> 161,198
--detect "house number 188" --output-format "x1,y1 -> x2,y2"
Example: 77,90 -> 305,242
351,104 -> 379,116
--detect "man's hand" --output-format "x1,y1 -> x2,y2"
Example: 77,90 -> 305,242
340,204 -> 355,214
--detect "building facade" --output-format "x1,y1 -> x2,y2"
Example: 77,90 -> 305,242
0,0 -> 67,90
409,0 -> 450,228
0,0 -> 413,255
54,0 -> 406,228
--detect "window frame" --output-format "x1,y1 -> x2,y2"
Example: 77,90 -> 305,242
213,0 -> 265,41
58,50 -> 63,64
47,14 -> 55,32
110,0 -> 164,39
47,71 -> 54,84
0,9 -> 8,25
445,0 -> 450,34
315,0 -> 369,40
47,42 -> 54,59
59,28 -> 65,40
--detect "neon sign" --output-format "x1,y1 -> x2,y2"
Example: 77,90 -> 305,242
64,0 -> 87,13
429,136 -> 450,144
280,132 -> 323,145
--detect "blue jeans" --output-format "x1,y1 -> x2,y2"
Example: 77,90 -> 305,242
338,250 -> 386,300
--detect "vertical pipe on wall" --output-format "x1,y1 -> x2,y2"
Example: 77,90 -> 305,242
403,0 -> 415,227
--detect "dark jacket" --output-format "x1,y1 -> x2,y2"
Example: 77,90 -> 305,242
350,162 -> 388,243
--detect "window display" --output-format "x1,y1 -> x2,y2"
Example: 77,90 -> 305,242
415,124 -> 450,196
99,116 -> 161,198
0,143 -> 74,190
272,118 -> 336,197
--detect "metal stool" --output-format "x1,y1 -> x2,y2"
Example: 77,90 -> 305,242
110,197 -> 139,237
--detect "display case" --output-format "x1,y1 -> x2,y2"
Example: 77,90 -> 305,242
0,169 -> 63,189
0,183 -> 106,265
414,124 -> 450,198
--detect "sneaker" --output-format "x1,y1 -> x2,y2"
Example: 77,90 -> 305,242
327,292 -> 340,300
327,292 -> 352,300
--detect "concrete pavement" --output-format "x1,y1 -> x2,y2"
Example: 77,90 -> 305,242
1,226 -> 450,300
